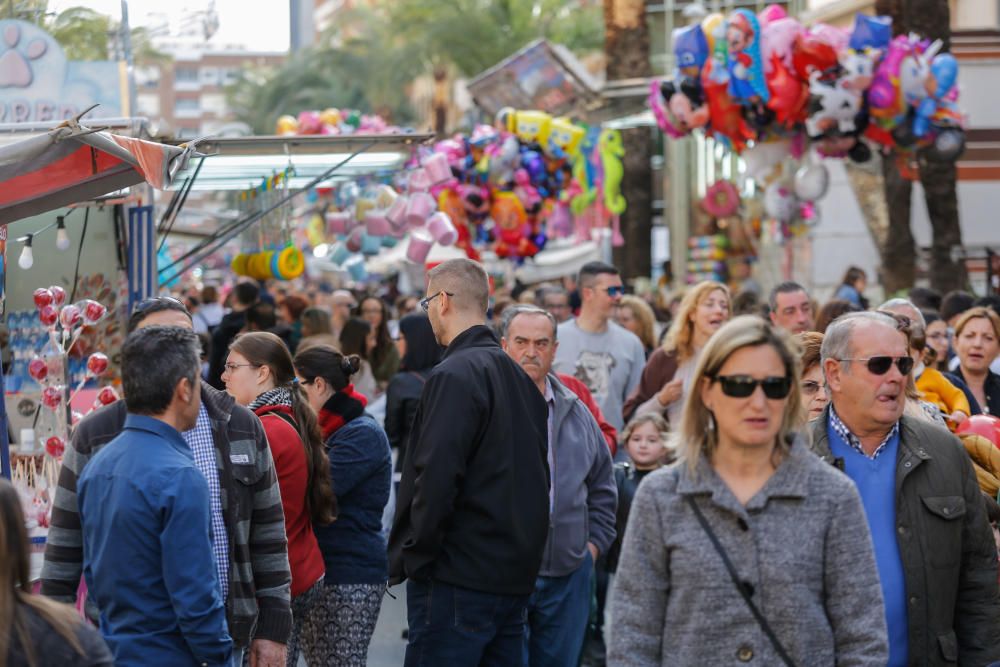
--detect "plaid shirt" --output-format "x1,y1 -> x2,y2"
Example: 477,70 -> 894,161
829,406 -> 900,460
185,403 -> 229,601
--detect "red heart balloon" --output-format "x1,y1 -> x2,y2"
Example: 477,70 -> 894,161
33,288 -> 53,310
39,305 -> 58,327
50,286 -> 67,307
42,386 -> 63,409
86,352 -> 109,376
45,436 -> 65,458
97,386 -> 119,406
28,357 -> 48,381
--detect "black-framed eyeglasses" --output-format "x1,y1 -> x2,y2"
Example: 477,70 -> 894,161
712,374 -> 792,399
222,362 -> 258,373
801,380 -> 822,396
420,291 -> 454,312
838,356 -> 914,376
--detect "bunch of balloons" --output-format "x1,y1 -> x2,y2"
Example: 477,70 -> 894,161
649,9 -> 965,163
275,109 -> 410,136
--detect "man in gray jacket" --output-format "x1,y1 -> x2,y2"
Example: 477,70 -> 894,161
502,305 -> 617,667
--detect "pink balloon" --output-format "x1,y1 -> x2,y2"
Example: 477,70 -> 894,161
759,4 -> 787,25
761,17 -> 802,75
809,23 -> 850,53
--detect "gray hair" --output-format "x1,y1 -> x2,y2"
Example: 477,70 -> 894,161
535,284 -> 569,304
122,326 -> 200,416
500,304 -> 558,341
427,258 -> 490,315
821,311 -> 900,364
878,298 -> 926,328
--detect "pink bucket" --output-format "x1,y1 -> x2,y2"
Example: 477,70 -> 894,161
405,192 -> 437,228
406,230 -> 435,264
408,168 -> 431,193
423,153 -> 452,186
327,210 -> 353,235
387,194 -> 409,228
426,211 -> 458,246
364,210 -> 393,237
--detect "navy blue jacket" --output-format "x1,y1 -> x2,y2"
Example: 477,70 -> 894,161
314,414 -> 391,585
78,414 -> 232,667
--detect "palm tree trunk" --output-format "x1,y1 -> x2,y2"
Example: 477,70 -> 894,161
880,150 -> 916,294
605,0 -> 652,282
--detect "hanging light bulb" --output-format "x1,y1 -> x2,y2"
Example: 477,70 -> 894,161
55,216 -> 70,251
18,234 -> 33,270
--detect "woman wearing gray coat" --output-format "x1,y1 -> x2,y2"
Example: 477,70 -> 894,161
607,316 -> 888,666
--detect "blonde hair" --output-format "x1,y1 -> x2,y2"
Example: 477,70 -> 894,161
954,306 -> 1000,340
621,413 -> 670,448
618,296 -> 657,350
673,315 -> 803,471
663,281 -> 731,362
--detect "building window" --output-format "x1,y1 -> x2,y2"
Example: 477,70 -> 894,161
174,67 -> 199,84
174,98 -> 201,117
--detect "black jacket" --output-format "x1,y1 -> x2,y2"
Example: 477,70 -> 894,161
953,367 -> 1000,417
384,369 -> 429,472
7,604 -> 113,666
207,310 -> 247,389
810,409 -> 1000,666
388,325 -> 549,595
605,463 -> 655,573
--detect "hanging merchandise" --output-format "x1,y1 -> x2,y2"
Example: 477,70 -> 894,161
648,9 -> 966,164
687,235 -> 730,284
230,169 -> 306,281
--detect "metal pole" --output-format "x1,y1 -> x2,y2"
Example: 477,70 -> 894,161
120,0 -> 138,118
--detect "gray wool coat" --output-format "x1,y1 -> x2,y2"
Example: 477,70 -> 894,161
607,440 -> 889,667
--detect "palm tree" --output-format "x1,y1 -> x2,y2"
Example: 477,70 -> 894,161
875,0 -> 966,293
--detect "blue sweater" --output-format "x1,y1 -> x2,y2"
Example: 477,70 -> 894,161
315,414 -> 392,585
828,421 -> 908,667
78,414 -> 231,667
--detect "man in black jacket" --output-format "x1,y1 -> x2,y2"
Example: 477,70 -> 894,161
207,281 -> 259,389
389,258 -> 550,666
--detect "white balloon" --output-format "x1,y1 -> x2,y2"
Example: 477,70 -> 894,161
764,181 -> 798,222
743,140 -> 791,180
794,163 -> 830,201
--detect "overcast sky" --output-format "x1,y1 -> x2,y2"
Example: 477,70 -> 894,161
48,0 -> 290,52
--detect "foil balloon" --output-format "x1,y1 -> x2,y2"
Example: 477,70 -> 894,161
793,163 -> 830,201
809,23 -> 850,53
766,54 -> 810,127
725,9 -> 770,103
792,33 -> 839,81
761,17 -> 802,75
805,72 -> 863,139
849,14 -> 892,52
701,60 -> 755,152
275,115 -> 298,135
758,4 -> 787,25
659,78 -> 710,135
33,288 -> 53,309
673,24 -> 709,77
764,181 -> 798,222
742,139 -> 791,179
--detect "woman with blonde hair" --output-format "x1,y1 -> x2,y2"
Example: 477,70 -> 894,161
616,296 -> 658,359
608,316 -> 888,665
623,281 -> 731,425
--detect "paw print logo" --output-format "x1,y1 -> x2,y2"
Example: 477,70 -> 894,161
0,23 -> 47,88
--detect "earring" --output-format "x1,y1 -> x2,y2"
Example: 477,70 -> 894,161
707,412 -> 715,432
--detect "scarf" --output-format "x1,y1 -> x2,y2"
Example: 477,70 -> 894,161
248,385 -> 294,413
318,384 -> 368,440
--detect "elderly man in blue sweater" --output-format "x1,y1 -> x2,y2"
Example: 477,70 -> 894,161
79,326 -> 232,666
502,305 -> 618,667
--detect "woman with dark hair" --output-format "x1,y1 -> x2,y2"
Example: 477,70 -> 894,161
815,299 -> 863,333
223,332 -> 336,666
280,295 -> 309,353
833,266 -> 869,309
385,313 -> 441,471
339,317 -> 378,399
358,296 -> 401,388
0,478 -> 112,666
293,345 -> 391,666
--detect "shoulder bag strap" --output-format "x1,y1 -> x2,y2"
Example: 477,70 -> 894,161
684,495 -> 796,667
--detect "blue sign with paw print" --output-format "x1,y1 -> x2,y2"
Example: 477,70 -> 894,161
0,20 -> 123,123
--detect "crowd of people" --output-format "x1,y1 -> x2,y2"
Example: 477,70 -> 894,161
5,257 -> 998,666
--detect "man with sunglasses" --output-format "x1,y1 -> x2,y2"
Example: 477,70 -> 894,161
553,262 -> 646,433
811,311 -> 1000,667
42,296 -> 292,667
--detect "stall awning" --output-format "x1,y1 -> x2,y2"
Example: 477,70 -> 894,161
0,118 -> 198,224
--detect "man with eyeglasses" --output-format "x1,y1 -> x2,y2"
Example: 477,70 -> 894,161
810,311 -> 1000,667
42,296 -> 292,667
536,285 -> 573,323
389,259 -> 550,666
553,262 -> 646,433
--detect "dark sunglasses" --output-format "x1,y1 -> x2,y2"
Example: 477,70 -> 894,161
838,356 -> 914,376
605,286 -> 626,297
712,375 -> 792,399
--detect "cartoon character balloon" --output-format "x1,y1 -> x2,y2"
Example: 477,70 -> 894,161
725,10 -> 770,104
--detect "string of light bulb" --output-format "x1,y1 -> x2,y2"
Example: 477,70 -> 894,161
14,208 -> 77,270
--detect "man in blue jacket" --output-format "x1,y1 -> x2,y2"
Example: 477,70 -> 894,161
502,305 -> 617,667
78,326 -> 232,666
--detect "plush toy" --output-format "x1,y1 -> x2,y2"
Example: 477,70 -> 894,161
725,9 -> 770,104
597,129 -> 626,216
674,24 -> 710,77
